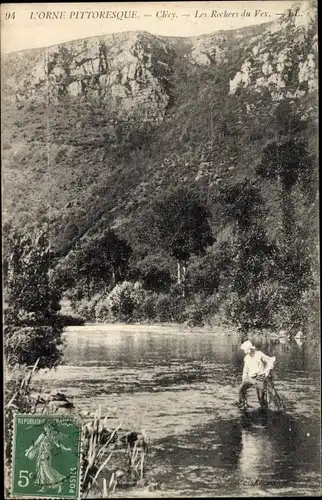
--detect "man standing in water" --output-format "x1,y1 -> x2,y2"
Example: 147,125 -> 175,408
237,340 -> 276,410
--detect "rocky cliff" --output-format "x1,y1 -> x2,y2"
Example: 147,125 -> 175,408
2,1 -> 318,253
229,2 -> 317,101
3,1 -> 317,120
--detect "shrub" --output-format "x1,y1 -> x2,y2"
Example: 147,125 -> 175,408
154,294 -> 172,322
4,326 -> 64,368
224,279 -> 299,332
73,294 -> 101,322
186,252 -> 220,297
4,227 -> 64,370
107,281 -> 146,322
67,285 -> 87,307
94,295 -> 113,323
137,292 -> 158,320
154,292 -> 184,323
182,294 -> 219,327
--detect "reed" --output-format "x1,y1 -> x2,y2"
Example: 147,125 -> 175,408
5,364 -> 150,498
81,408 -> 149,497
5,359 -> 41,495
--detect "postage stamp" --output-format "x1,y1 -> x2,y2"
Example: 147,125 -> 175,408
11,414 -> 82,499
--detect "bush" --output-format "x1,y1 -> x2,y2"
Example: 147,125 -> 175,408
154,292 -> 184,323
137,292 -> 158,320
70,284 -> 159,323
56,314 -> 85,327
186,252 -> 220,297
67,285 -> 88,307
72,294 -> 101,322
182,294 -> 219,327
94,295 -> 113,322
4,326 -> 64,368
223,279 -> 306,332
154,294 -> 172,322
4,227 -> 64,370
107,281 -> 147,322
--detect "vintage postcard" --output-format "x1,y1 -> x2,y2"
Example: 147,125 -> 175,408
2,1 -> 320,498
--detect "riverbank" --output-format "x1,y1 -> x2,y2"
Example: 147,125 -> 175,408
60,298 -> 317,343
62,322 -> 317,350
63,321 -> 239,336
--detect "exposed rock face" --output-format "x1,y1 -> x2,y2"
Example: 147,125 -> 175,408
3,31 -> 176,120
187,32 -> 229,66
229,1 -> 317,100
2,1 -> 317,122
1,1 -> 318,253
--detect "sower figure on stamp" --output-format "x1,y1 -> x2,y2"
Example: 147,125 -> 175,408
237,340 -> 276,410
25,422 -> 72,493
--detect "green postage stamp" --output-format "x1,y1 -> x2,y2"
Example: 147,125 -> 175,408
11,414 -> 82,499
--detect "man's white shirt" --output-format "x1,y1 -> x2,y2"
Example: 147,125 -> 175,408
243,350 -> 275,379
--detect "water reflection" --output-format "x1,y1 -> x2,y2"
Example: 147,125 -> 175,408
238,410 -> 320,488
294,338 -> 303,348
154,409 -> 321,493
239,411 -> 291,487
238,425 -> 274,485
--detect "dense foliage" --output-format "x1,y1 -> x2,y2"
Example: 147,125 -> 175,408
4,227 -> 65,368
51,98 -> 317,335
2,6 -> 318,336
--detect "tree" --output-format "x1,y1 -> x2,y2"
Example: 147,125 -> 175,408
256,103 -> 314,230
256,103 -> 316,327
140,266 -> 172,293
63,229 -> 132,299
4,227 -> 64,369
219,178 -> 265,230
142,188 -> 214,296
257,138 -> 313,236
219,179 -> 280,330
186,250 -> 220,297
127,253 -> 174,293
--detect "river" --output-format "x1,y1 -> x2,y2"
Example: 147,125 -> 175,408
34,324 -> 321,497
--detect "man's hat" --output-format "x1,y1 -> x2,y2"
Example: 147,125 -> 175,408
240,340 -> 255,351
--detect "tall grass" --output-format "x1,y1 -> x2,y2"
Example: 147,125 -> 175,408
82,407 -> 149,497
4,362 -> 149,498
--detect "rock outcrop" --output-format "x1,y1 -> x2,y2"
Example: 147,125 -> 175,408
3,31 -> 176,120
2,1 -> 317,122
229,1 -> 317,100
2,1 -> 318,251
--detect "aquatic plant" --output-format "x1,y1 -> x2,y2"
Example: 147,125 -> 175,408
4,359 -> 42,496
4,363 -> 149,498
81,407 -> 149,497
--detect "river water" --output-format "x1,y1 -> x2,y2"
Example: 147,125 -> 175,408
35,324 -> 321,497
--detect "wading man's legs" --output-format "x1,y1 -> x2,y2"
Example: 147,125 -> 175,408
238,377 -> 257,405
239,375 -> 270,408
253,374 -> 266,408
